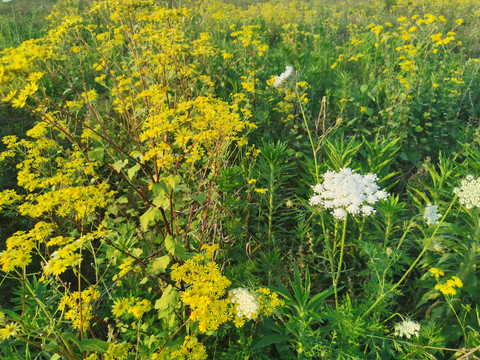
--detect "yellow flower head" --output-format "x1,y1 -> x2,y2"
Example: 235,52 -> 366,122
429,267 -> 444,279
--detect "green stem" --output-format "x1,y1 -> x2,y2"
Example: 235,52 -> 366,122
446,296 -> 466,344
360,195 -> 458,321
295,87 -> 319,183
333,218 -> 348,309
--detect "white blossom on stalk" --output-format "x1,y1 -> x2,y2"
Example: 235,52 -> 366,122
229,288 -> 259,319
394,319 -> 421,339
423,203 -> 441,226
454,175 -> 480,209
273,66 -> 294,88
309,168 -> 388,220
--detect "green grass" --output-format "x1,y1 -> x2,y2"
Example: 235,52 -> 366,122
0,0 -> 57,15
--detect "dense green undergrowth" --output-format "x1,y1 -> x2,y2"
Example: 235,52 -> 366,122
0,0 -> 479,358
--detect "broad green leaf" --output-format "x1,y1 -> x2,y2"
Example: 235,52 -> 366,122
131,248 -> 143,258
191,192 -> 206,203
113,159 -> 129,172
155,285 -> 179,311
127,163 -> 141,180
150,255 -> 170,274
153,192 -> 170,209
252,334 -> 291,350
61,332 -> 81,349
140,206 -> 162,230
165,235 -> 185,258
87,147 -> 104,162
78,339 -> 109,352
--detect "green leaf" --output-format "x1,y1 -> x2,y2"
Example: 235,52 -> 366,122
127,163 -> 141,180
62,332 -> 81,349
150,255 -> 170,274
51,355 -> 61,360
165,235 -> 185,259
155,285 -> 179,311
140,206 -> 162,230
78,339 -> 109,353
365,107 -> 374,116
152,191 -> 170,209
113,159 -> 129,172
87,147 -> 104,162
131,248 -> 143,258
191,192 -> 206,203
252,334 -> 291,350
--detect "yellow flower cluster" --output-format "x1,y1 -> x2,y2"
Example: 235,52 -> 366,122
151,336 -> 207,360
104,342 -> 132,360
112,257 -> 140,286
0,222 -> 53,272
59,287 -> 100,332
255,287 -> 284,316
429,267 -> 444,279
111,297 -> 152,319
435,276 -> 463,296
171,244 -> 284,332
171,244 -> 232,333
430,268 -> 463,296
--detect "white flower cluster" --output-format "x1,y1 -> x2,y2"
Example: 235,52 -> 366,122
454,175 -> 480,209
394,319 -> 421,339
423,203 -> 441,226
309,168 -> 388,220
273,65 -> 294,88
229,288 -> 259,319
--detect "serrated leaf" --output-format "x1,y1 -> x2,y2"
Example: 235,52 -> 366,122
140,207 -> 162,230
113,159 -> 129,172
131,248 -> 143,258
87,147 -> 104,162
155,285 -> 179,311
127,163 -> 141,180
150,255 -> 170,274
153,192 -> 170,209
165,235 -> 185,259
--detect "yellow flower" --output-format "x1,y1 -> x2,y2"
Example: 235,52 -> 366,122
254,188 -> 268,194
11,93 -> 28,108
0,322 -> 20,340
451,276 -> 463,288
435,283 -> 456,296
112,298 -> 130,318
128,298 -> 151,319
429,267 -> 444,279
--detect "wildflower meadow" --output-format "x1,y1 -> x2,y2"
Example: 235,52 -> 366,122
0,0 -> 480,358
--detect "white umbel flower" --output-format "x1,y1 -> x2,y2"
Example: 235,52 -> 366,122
309,168 -> 388,220
229,288 -> 259,319
454,175 -> 480,209
424,203 -> 441,225
273,66 -> 294,88
394,320 -> 421,339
